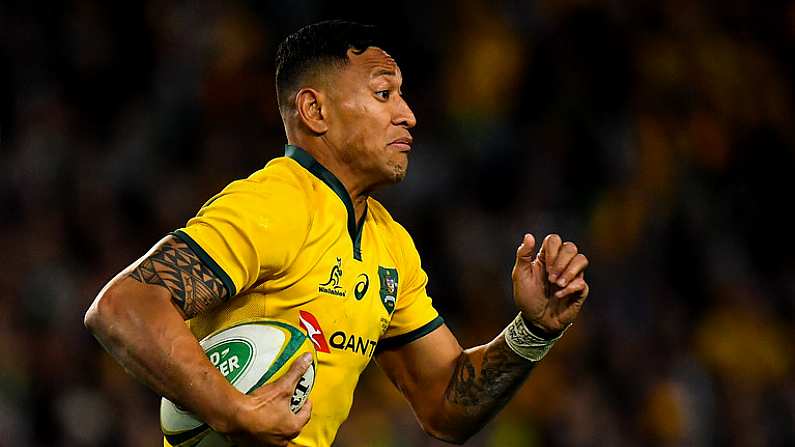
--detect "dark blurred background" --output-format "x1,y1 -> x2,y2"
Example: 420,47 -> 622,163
2,0 -> 794,446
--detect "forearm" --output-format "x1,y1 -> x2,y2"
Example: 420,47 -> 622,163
84,275 -> 241,432
432,335 -> 535,442
381,233 -> 588,443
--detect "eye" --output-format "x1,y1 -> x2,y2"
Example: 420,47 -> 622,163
375,90 -> 391,100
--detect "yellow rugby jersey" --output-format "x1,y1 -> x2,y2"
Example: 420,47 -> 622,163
165,145 -> 443,447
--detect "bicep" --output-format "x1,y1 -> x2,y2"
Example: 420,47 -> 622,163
125,235 -> 230,319
375,324 -> 462,413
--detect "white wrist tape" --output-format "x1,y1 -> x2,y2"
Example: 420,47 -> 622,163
503,313 -> 568,362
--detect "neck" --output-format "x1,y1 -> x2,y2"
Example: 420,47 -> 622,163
287,139 -> 370,223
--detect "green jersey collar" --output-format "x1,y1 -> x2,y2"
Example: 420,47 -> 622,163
284,144 -> 366,261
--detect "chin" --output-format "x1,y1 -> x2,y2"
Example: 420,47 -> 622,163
381,157 -> 407,184
391,163 -> 408,183
392,171 -> 407,183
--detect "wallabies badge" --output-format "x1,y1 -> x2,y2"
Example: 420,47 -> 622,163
378,267 -> 399,314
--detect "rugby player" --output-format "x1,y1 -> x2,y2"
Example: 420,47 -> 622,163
84,20 -> 590,446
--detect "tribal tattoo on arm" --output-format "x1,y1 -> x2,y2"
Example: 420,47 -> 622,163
443,336 -> 534,416
128,237 -> 229,318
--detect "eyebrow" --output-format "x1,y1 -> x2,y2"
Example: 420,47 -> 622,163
371,68 -> 398,79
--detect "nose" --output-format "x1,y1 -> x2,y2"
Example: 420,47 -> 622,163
393,96 -> 417,129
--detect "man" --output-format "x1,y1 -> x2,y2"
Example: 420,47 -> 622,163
84,21 -> 590,446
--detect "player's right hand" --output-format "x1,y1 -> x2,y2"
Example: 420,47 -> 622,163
221,353 -> 313,446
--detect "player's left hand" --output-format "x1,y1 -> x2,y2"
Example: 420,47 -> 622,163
511,233 -> 590,335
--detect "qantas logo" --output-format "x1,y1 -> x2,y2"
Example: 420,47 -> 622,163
298,311 -> 330,353
297,310 -> 378,358
329,331 -> 378,358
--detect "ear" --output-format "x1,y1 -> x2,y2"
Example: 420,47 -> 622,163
295,88 -> 328,134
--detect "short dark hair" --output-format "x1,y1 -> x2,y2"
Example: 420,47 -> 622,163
275,20 -> 382,114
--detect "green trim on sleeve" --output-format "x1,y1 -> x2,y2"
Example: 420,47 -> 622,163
375,315 -> 445,354
171,230 -> 237,298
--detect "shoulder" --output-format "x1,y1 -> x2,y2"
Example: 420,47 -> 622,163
239,157 -> 313,193
208,157 -> 316,205
193,157 -> 318,230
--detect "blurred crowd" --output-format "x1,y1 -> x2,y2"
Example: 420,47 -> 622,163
2,0 -> 794,446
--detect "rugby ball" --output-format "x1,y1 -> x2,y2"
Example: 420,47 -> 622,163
160,319 -> 317,447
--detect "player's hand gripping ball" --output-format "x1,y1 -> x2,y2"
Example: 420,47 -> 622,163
160,319 -> 317,447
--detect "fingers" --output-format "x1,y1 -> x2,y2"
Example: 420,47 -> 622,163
537,234 -> 562,267
515,233 -> 536,261
547,241 -> 577,284
228,355 -> 314,446
536,233 -> 589,287
519,233 -> 589,292
553,274 -> 589,299
292,399 -> 313,431
272,400 -> 312,444
270,356 -> 314,442
284,399 -> 312,441
279,352 -> 313,391
553,252 -> 589,288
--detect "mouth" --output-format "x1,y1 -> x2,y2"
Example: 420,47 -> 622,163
388,136 -> 413,152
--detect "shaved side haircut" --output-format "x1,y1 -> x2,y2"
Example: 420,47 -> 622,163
274,20 -> 385,115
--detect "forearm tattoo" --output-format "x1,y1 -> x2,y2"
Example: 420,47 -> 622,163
128,237 -> 229,318
444,336 -> 534,415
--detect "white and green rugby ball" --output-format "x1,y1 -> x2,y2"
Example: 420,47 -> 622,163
161,319 -> 317,447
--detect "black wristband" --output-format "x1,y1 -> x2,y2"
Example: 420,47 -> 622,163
521,314 -> 562,341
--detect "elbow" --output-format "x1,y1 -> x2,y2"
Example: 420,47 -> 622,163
83,301 -> 105,335
422,425 -> 473,445
419,413 -> 477,445
84,282 -> 126,336
425,430 -> 470,445
84,292 -> 104,332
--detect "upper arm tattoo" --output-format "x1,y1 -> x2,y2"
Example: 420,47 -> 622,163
128,237 -> 230,318
443,336 -> 534,415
